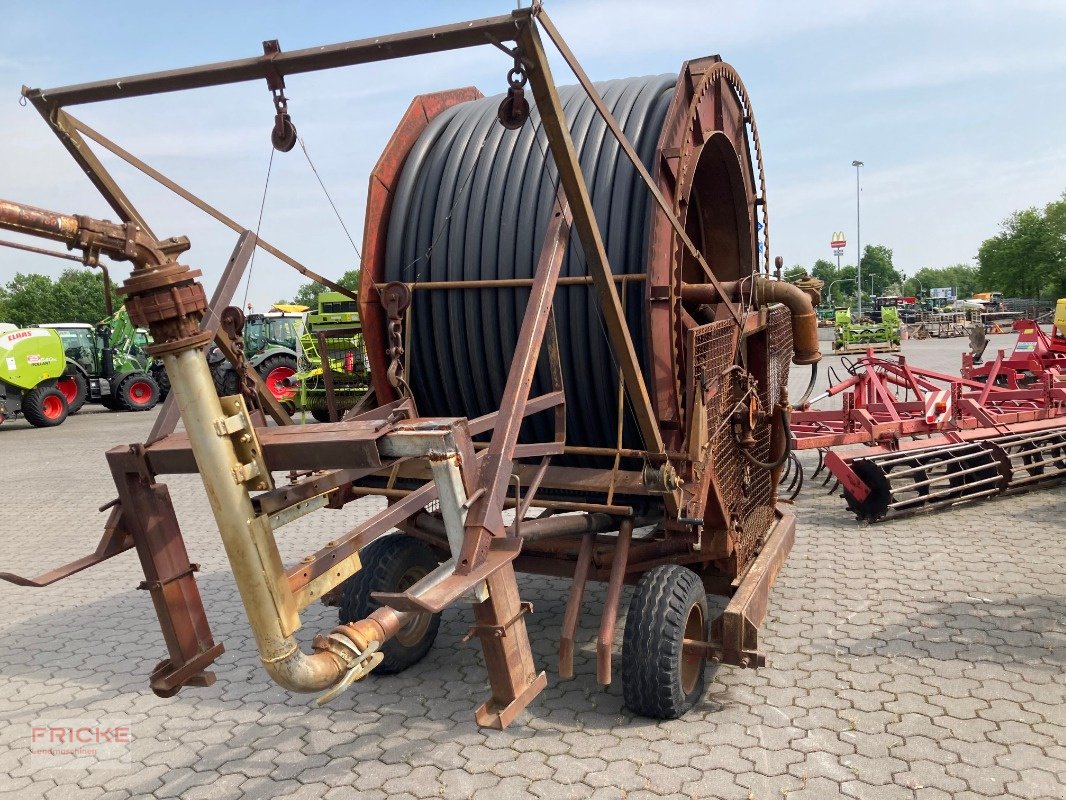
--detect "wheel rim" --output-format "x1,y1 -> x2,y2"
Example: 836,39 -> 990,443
681,601 -> 705,695
265,366 -> 297,401
56,377 -> 79,405
128,381 -> 154,406
393,565 -> 432,647
42,394 -> 64,420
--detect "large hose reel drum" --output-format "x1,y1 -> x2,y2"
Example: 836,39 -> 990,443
360,57 -> 768,461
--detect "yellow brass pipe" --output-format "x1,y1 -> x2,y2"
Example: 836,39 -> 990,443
161,347 -> 367,692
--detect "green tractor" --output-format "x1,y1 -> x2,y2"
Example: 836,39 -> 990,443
293,291 -> 368,422
44,309 -> 161,413
0,324 -> 71,428
833,307 -> 902,353
206,305 -> 305,402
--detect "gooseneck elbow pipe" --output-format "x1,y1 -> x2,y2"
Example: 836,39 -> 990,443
680,276 -> 822,366
756,279 -> 822,365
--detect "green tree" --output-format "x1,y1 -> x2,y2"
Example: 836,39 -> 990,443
292,268 -> 361,308
977,193 -> 1066,299
809,259 -> 858,306
810,258 -> 838,284
904,264 -> 980,300
0,268 -> 119,328
782,265 -> 809,283
858,244 -> 903,297
55,268 -> 121,322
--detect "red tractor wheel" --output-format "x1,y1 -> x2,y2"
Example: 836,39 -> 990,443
21,385 -> 69,428
258,354 -> 299,401
56,372 -> 88,414
42,393 -> 65,420
116,374 -> 161,412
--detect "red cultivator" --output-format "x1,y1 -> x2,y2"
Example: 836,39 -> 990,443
962,318 -> 1066,389
790,347 -> 1066,521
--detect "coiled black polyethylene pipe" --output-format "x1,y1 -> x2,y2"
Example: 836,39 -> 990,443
383,76 -> 675,456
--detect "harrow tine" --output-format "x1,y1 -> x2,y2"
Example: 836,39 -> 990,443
786,456 -> 800,491
786,453 -> 804,500
821,466 -> 835,487
826,477 -> 840,495
812,448 -> 825,479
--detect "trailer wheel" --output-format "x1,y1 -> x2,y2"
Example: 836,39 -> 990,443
622,564 -> 709,719
339,535 -> 441,674
117,374 -> 160,411
21,385 -> 69,428
310,407 -> 335,423
56,372 -> 88,414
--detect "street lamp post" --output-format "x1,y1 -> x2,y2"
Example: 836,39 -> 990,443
828,277 -> 855,309
852,160 -> 864,318
909,276 -> 924,300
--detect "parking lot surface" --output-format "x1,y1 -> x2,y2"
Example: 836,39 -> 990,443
0,336 -> 1062,799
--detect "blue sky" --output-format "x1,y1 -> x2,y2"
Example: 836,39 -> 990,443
1,1 -> 1064,309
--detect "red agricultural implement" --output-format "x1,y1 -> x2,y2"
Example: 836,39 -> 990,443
789,349 -> 1066,521
962,318 -> 1066,389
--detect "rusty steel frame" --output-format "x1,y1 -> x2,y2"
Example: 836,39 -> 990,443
0,4 -> 805,726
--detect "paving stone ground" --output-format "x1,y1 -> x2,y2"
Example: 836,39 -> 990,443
0,335 -> 1062,799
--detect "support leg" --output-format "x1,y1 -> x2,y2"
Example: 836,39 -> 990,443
559,532 -> 595,679
597,518 -> 633,685
109,448 -> 223,696
471,564 -> 547,730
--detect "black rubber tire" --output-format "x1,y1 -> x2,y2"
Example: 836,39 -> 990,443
212,364 -> 239,397
339,535 -> 441,674
58,370 -> 88,414
622,564 -> 710,720
116,373 -> 161,412
150,361 -> 171,401
310,407 -> 334,423
21,385 -> 69,428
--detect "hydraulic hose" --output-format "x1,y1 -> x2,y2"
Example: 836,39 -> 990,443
739,405 -> 793,471
795,362 -> 818,408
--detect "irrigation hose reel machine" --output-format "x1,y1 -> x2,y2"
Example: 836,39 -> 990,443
0,4 -> 822,727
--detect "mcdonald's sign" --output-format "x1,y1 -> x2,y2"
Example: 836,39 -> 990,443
830,231 -> 847,249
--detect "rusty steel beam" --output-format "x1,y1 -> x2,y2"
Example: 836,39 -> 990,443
23,13 -> 527,108
460,197 -> 572,569
709,509 -> 795,668
536,8 -> 742,327
22,103 -> 158,235
126,418 -> 392,475
377,274 -> 647,291
516,21 -> 673,505
0,506 -> 131,587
